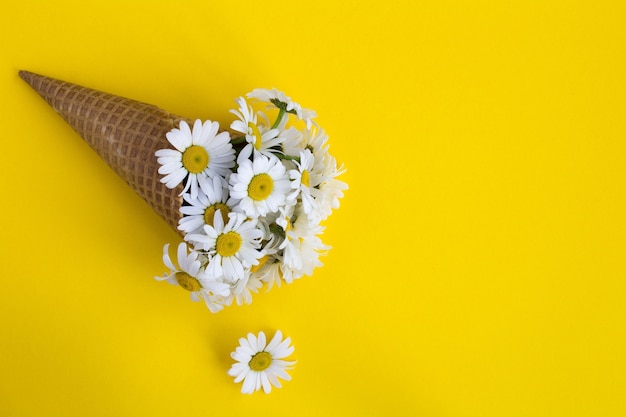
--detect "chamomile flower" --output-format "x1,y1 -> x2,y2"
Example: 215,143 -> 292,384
233,273 -> 263,306
155,119 -> 235,200
248,88 -> 316,129
229,154 -> 291,218
249,236 -> 282,290
289,149 -> 322,217
186,212 -> 264,282
230,97 -> 282,158
178,176 -> 234,235
228,330 -> 296,394
155,89 -> 345,311
302,125 -> 330,155
155,243 -> 230,312
258,261 -> 283,290
280,126 -> 306,157
314,153 -> 348,221
279,213 -> 330,281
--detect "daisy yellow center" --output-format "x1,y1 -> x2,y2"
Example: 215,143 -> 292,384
250,254 -> 269,273
204,203 -> 230,226
249,351 -> 272,372
216,231 -> 242,257
248,174 -> 274,201
175,272 -> 202,292
301,170 -> 310,187
248,122 -> 263,150
182,145 -> 209,174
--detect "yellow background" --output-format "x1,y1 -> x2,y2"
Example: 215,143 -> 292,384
1,1 -> 625,416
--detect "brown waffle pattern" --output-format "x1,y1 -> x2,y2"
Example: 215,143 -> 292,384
19,70 -> 188,237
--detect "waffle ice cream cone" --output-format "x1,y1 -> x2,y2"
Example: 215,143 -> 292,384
19,70 -> 194,237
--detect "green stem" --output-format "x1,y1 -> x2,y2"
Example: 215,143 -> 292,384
271,108 -> 286,129
269,223 -> 286,239
278,154 -> 301,163
230,135 -> 247,145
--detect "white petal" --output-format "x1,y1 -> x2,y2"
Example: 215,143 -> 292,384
266,370 -> 282,389
265,330 -> 284,352
161,244 -> 176,271
241,372 -> 256,394
256,331 -> 266,351
261,372 -> 272,394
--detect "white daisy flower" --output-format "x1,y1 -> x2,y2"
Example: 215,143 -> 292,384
274,201 -> 295,236
249,251 -> 287,290
228,330 -> 296,394
258,262 -> 283,290
280,126 -> 306,157
248,236 -> 282,291
230,97 -> 283,158
156,119 -> 235,200
296,128 -> 348,221
303,125 -> 330,155
178,176 -> 234,235
229,154 -> 291,219
155,90 -> 346,312
288,149 -> 323,217
186,212 -> 264,282
232,272 -> 263,306
247,88 -> 317,129
314,153 -> 348,221
279,213 -> 330,281
155,243 -> 230,313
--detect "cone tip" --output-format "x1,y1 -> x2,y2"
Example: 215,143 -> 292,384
18,70 -> 39,86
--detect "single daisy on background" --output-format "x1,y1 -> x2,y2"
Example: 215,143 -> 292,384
228,330 -> 295,394
155,243 -> 230,313
178,176 -> 234,235
186,211 -> 264,282
229,153 -> 292,219
155,119 -> 235,200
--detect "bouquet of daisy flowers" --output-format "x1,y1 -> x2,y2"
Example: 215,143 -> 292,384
21,72 -> 334,393
155,89 -> 347,312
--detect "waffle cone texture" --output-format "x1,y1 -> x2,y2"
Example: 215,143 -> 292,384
19,70 -> 190,237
